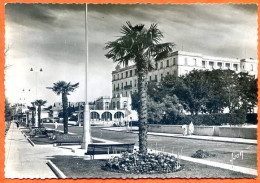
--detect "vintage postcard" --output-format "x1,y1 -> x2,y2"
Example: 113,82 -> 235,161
4,3 -> 258,179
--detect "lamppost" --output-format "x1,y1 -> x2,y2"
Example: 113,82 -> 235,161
30,68 -> 43,128
82,3 -> 91,149
21,89 -> 31,126
30,68 -> 43,100
19,97 -> 25,124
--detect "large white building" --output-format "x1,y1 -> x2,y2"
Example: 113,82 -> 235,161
112,50 -> 258,97
89,95 -> 138,122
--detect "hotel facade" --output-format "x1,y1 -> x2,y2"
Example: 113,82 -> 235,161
112,50 -> 258,98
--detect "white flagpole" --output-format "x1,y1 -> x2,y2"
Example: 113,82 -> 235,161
82,3 -> 92,149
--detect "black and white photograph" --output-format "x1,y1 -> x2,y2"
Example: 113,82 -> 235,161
4,3 -> 258,178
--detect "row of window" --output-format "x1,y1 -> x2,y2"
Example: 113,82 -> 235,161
158,58 -> 177,69
114,71 -> 178,91
113,58 -> 178,81
184,58 -> 254,72
114,58 -> 255,81
113,69 -> 137,80
114,80 -> 137,91
114,90 -> 137,98
201,61 -> 239,71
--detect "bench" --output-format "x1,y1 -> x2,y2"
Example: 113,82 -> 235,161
85,143 -> 135,159
54,135 -> 82,146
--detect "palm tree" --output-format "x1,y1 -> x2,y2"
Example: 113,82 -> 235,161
47,81 -> 79,134
105,21 -> 175,153
34,100 -> 47,127
27,102 -> 36,126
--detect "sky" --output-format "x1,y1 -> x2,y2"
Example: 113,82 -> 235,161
5,4 -> 258,106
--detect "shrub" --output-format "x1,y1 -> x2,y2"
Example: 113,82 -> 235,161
129,121 -> 139,126
246,113 -> 257,124
191,149 -> 216,159
103,152 -> 182,174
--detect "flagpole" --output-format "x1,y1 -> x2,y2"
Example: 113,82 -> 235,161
82,3 -> 92,149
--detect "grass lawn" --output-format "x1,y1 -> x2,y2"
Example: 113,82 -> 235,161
44,125 -> 257,170
49,155 -> 256,178
28,135 -> 101,145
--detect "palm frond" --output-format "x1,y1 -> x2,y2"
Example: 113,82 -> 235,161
34,99 -> 47,106
120,21 -> 133,35
105,22 -> 175,73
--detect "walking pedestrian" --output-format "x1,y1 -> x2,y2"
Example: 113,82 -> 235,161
182,124 -> 187,136
16,121 -> 19,128
54,121 -> 58,131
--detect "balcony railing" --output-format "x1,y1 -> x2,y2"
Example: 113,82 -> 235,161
124,85 -> 132,90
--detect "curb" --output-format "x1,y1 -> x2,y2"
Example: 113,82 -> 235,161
47,160 -> 67,179
26,137 -> 35,147
146,132 -> 257,145
20,129 -> 36,147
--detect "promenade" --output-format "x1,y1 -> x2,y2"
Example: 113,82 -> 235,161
5,123 -> 74,178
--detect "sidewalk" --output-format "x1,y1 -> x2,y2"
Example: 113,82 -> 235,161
102,127 -> 257,145
5,123 -> 76,178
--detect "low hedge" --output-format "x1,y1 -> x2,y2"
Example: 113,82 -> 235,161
148,109 -> 247,126
246,113 -> 257,124
178,113 -> 246,126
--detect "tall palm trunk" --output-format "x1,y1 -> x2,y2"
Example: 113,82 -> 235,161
37,106 -> 41,127
26,111 -> 29,127
32,109 -> 35,126
62,92 -> 69,134
138,71 -> 148,154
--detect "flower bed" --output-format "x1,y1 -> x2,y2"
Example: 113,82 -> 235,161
103,152 -> 183,174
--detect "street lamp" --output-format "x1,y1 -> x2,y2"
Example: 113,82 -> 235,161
82,4 -> 91,149
21,89 -> 31,126
30,68 -> 43,128
30,67 -> 43,100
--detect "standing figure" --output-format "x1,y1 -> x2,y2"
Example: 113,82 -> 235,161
182,124 -> 187,136
54,121 -> 58,131
188,122 -> 194,135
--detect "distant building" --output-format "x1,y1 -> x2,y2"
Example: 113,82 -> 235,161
11,103 -> 27,121
52,102 -> 85,118
91,95 -> 132,110
112,50 -> 258,97
89,95 -> 138,122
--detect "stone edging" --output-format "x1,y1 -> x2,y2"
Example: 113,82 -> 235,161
47,160 -> 67,178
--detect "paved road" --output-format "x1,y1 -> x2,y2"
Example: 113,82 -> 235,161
44,123 -> 257,169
